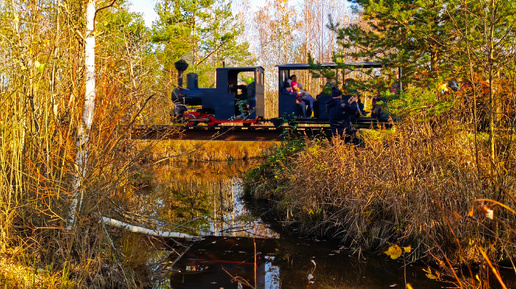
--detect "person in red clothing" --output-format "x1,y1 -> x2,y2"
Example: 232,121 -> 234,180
283,81 -> 307,118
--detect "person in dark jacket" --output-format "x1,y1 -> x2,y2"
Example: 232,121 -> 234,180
326,87 -> 363,146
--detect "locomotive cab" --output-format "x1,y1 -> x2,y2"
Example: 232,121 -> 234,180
172,63 -> 265,126
214,66 -> 265,121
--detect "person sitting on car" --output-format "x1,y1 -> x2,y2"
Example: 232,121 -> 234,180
282,81 -> 307,118
292,81 -> 317,117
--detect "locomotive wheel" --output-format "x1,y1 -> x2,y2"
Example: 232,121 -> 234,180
206,115 -> 218,126
186,114 -> 198,126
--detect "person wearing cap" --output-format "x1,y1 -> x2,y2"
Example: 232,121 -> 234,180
326,87 -> 363,145
281,81 -> 297,96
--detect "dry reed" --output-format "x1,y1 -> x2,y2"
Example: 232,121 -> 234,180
136,139 -> 275,162
246,117 -> 516,270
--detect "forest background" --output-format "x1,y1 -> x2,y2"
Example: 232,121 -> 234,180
2,0 -> 516,288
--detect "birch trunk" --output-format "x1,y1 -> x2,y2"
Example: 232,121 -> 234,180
66,0 -> 96,231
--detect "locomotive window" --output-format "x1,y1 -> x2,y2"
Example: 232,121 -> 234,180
239,71 -> 255,85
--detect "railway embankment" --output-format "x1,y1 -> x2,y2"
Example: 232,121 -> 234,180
243,119 -> 516,279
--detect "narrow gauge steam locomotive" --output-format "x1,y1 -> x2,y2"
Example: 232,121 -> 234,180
171,60 -> 383,127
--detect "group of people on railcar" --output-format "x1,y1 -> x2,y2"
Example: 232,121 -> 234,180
326,82 -> 364,146
282,75 -> 370,144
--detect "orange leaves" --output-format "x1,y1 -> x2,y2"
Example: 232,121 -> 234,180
468,205 -> 475,217
423,267 -> 441,280
467,201 -> 496,220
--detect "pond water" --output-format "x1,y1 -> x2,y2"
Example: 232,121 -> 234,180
134,160 -> 444,289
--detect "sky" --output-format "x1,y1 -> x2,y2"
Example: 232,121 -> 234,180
127,0 -> 158,27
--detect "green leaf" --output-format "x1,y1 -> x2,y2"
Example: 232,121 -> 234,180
35,61 -> 45,73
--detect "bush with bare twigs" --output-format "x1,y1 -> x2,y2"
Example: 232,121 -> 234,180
245,114 -> 516,287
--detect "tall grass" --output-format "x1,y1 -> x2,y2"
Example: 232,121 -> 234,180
245,116 -> 516,286
0,2 -> 174,287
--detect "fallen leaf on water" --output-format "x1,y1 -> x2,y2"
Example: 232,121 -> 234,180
384,245 -> 402,260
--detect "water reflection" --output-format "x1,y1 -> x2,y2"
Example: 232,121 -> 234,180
138,161 -> 441,289
137,161 -> 279,238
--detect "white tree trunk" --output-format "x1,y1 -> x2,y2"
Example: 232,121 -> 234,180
101,217 -> 198,239
66,0 -> 96,231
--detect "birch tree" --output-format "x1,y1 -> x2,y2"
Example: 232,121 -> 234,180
252,0 -> 300,117
66,0 -> 97,231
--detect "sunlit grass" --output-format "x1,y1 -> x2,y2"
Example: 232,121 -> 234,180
135,140 -> 277,162
246,119 -> 516,268
0,247 -> 74,289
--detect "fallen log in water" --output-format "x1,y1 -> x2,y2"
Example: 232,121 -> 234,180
101,217 -> 199,239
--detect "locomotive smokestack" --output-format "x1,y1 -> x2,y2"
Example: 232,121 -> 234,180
174,59 -> 189,88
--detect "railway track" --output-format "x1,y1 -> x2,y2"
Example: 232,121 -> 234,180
129,117 -> 393,141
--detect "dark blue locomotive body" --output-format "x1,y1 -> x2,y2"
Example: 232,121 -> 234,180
172,63 -> 265,126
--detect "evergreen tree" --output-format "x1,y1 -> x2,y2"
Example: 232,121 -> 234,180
152,0 -> 252,88
192,0 -> 253,86
330,0 -> 516,122
334,0 -> 458,89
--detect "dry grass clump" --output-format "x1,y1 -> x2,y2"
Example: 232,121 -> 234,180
0,247 -> 61,288
246,119 -> 516,264
136,140 -> 275,162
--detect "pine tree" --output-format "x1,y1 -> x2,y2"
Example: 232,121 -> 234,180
331,0 -> 516,122
334,0 -> 458,87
